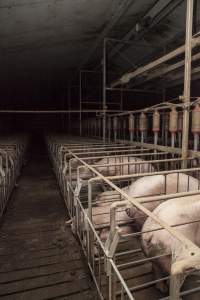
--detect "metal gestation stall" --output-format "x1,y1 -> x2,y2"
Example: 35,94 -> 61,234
0,134 -> 28,219
47,137 -> 200,299
47,132 -> 199,299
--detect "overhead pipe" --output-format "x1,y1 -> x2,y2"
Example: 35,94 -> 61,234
111,35 -> 200,88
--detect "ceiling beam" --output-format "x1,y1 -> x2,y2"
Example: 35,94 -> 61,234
166,66 -> 200,87
108,0 -> 184,60
111,36 -> 200,87
78,0 -> 135,69
135,52 -> 200,85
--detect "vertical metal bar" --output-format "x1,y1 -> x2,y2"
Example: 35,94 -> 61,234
171,132 -> 175,148
79,70 -> 82,136
181,0 -> 194,168
103,38 -> 107,142
88,181 -> 94,264
154,132 -> 158,146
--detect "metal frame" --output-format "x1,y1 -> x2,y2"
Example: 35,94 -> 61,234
0,135 -> 28,219
47,135 -> 200,300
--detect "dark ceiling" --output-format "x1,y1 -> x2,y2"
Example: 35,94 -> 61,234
0,0 -> 199,106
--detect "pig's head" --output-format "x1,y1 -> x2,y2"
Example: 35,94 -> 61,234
125,204 -> 138,219
78,166 -> 93,180
99,228 -> 109,241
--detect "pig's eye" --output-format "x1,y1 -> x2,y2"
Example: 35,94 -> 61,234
191,252 -> 195,256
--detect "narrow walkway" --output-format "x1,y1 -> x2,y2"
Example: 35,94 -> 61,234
0,154 -> 97,300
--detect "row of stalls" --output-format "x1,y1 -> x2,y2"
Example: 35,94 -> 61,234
82,98 -> 200,151
0,134 -> 29,219
46,133 -> 200,300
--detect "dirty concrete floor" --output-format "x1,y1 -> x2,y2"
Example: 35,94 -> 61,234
0,154 -> 98,299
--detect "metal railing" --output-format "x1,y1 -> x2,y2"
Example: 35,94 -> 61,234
47,135 -> 200,300
0,135 -> 28,219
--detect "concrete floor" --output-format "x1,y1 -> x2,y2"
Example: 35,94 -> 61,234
0,153 -> 98,300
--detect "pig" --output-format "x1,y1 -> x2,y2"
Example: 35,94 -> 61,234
71,200 -> 133,246
95,186 -> 130,207
126,173 -> 199,229
141,194 -> 200,294
78,156 -> 154,180
90,204 -> 133,241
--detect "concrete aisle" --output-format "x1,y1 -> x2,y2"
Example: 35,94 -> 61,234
0,154 -> 98,300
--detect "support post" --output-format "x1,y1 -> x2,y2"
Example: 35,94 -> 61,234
103,38 -> 107,142
79,70 -> 82,136
181,0 -> 194,168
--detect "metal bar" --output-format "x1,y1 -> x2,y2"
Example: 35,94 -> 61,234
117,139 -> 200,158
167,65 -> 200,82
128,276 -> 170,293
106,86 -> 160,94
160,286 -> 200,299
137,51 -> 200,86
102,166 -> 200,181
72,149 -> 159,156
102,38 -> 107,143
117,253 -> 169,269
107,97 -> 200,118
181,0 -> 194,167
79,70 -> 82,136
89,157 -> 188,169
0,110 -> 123,114
124,218 -> 200,240
109,259 -> 135,300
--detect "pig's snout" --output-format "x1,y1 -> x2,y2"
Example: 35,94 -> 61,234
126,206 -> 137,218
